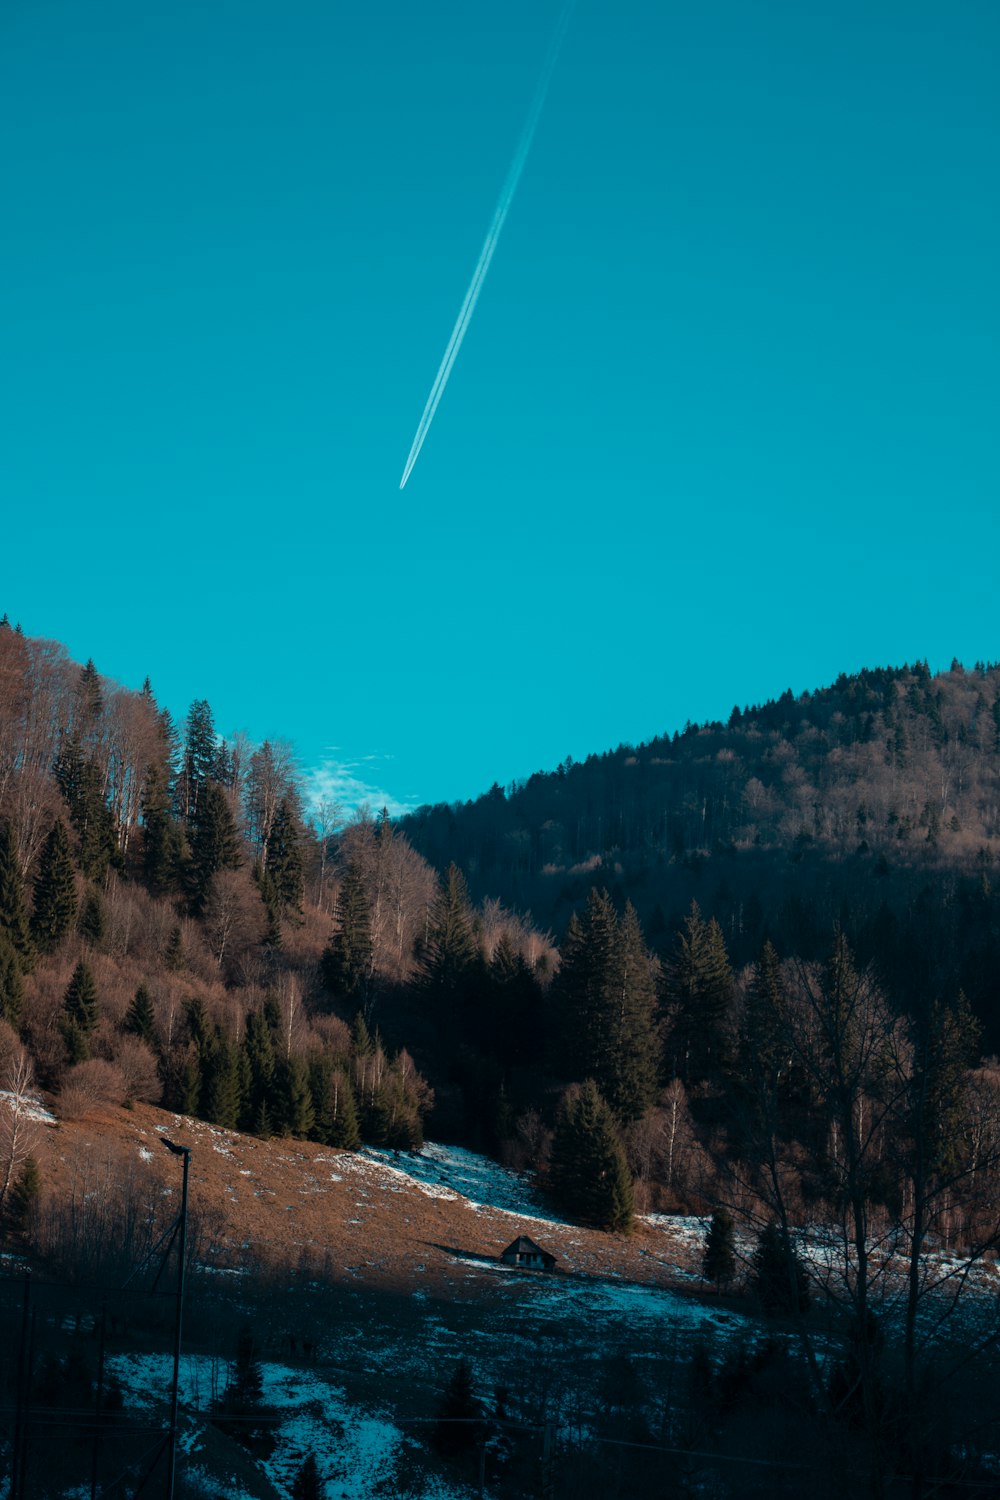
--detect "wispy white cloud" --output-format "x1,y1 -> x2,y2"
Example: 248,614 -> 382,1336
302,750 -> 417,822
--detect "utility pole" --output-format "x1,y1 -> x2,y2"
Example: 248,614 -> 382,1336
160,1137 -> 191,1500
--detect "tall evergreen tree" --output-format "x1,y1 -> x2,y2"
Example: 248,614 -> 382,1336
321,864 -> 373,1003
187,782 -> 242,914
604,901 -> 660,1121
0,935 -> 24,1030
53,735 -> 116,880
124,985 -> 157,1046
0,820 -> 33,967
327,1067 -> 361,1150
549,1080 -> 634,1232
31,822 -> 78,952
552,891 -> 659,1121
267,799 -> 304,916
702,1208 -> 737,1288
61,961 -> 99,1062
77,887 -> 106,946
141,761 -> 184,895
666,902 -> 735,1081
433,1358 -> 482,1455
291,1455 -> 323,1500
179,700 -> 216,821
243,1008 -> 277,1134
420,863 -> 478,1022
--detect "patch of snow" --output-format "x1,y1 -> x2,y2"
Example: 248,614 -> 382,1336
0,1088 -> 57,1125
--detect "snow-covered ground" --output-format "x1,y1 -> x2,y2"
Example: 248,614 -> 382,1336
352,1143 -> 567,1224
107,1354 -> 477,1500
0,1086 -> 56,1125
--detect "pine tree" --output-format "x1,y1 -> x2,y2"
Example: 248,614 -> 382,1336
0,820 -> 33,967
62,961 -> 99,1062
164,925 -> 184,971
78,887 -> 106,946
225,1323 -> 263,1412
420,863 -> 478,1019
0,935 -> 24,1030
204,1040 -> 244,1129
267,799 -> 304,917
141,762 -> 184,895
291,1455 -> 323,1500
31,822 -> 78,952
179,700 -> 216,821
604,901 -> 660,1121
553,890 -> 616,1085
552,891 -> 659,1122
327,1068 -> 361,1150
53,735 -> 116,880
351,1011 -> 373,1057
187,782 -> 242,914
321,864 -> 373,1003
751,1222 -> 810,1315
702,1208 -> 737,1288
243,1009 -> 276,1135
5,1156 -> 40,1237
666,902 -> 735,1081
273,1056 -> 315,1138
549,1080 -> 634,1232
124,986 -> 157,1046
433,1357 -> 481,1455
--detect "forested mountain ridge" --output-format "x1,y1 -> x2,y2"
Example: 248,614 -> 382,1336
7,620 -> 1000,1495
401,660 -> 1000,1033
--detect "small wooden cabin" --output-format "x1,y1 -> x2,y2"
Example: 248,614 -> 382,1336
500,1235 -> 557,1272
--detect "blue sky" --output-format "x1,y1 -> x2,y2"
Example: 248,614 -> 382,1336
2,1 -> 998,813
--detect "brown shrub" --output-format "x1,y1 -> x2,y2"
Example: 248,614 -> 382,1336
58,1059 -> 127,1119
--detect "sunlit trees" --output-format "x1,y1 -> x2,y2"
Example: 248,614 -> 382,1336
31,822 -> 77,951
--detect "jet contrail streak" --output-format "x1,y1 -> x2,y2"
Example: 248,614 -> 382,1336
399,0 -> 576,490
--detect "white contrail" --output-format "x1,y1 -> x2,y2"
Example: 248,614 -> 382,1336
399,0 -> 576,490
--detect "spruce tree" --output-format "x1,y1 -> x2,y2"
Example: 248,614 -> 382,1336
666,902 -> 735,1081
5,1157 -> 40,1237
552,891 -> 659,1122
124,985 -> 157,1046
321,864 -> 373,1002
751,1222 -> 810,1315
179,700 -> 216,821
433,1357 -> 481,1455
204,1040 -> 243,1129
78,887 -> 106,946
267,799 -> 304,917
702,1208 -> 737,1288
420,863 -> 478,1019
549,1080 -> 634,1232
0,820 -> 33,967
31,822 -> 78,952
164,925 -> 184,971
291,1455 -> 323,1500
53,735 -> 116,880
141,762 -> 183,895
187,782 -> 242,914
61,961 -> 99,1061
605,901 -> 660,1121
0,935 -> 24,1030
272,1056 -> 315,1138
243,1009 -> 276,1135
327,1068 -> 361,1150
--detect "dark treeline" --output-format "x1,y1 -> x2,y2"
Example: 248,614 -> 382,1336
400,659 -> 1000,1044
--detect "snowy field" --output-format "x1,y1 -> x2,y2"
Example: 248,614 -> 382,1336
107,1353 -> 477,1500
